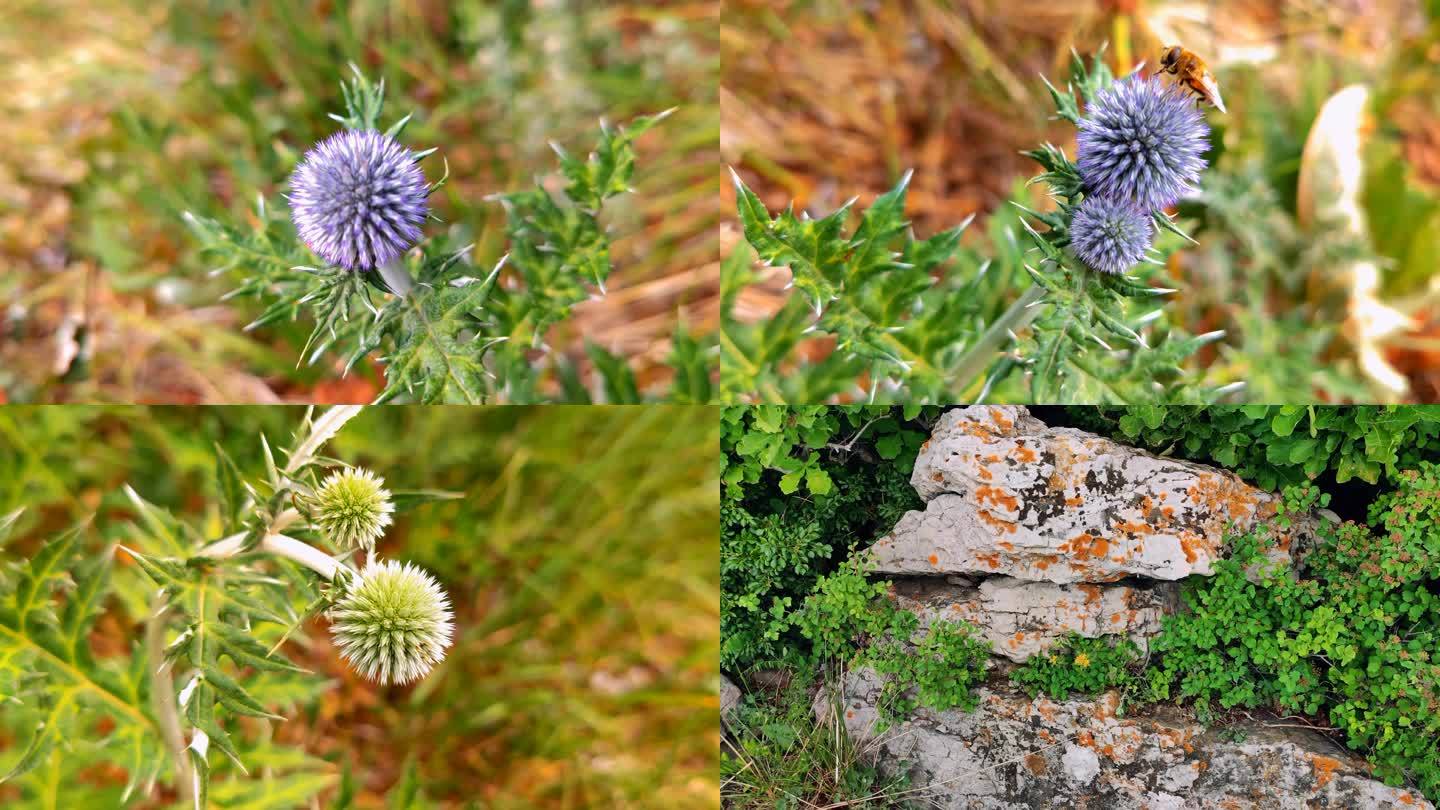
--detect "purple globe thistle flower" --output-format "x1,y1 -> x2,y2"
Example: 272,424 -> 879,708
1076,75 -> 1209,211
288,130 -> 429,271
1069,194 -> 1153,275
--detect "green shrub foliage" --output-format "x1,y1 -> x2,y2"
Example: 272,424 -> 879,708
1147,479 -> 1440,797
1075,404 -> 1440,488
720,406 -> 931,669
792,556 -> 912,664
1010,633 -> 1141,701
866,619 -> 991,726
790,555 -> 990,726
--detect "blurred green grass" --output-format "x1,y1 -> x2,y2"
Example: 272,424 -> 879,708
0,405 -> 720,808
0,0 -> 718,402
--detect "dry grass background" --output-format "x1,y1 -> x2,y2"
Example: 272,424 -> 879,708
721,0 -> 1440,401
0,0 -> 719,403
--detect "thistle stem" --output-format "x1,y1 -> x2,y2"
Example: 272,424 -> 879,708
376,258 -> 414,297
259,534 -> 348,580
142,404 -> 361,805
949,284 -> 1046,396
146,600 -> 193,807
195,526 -> 353,581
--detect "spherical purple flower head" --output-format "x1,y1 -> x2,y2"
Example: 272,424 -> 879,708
1069,194 -> 1153,275
1076,75 -> 1209,211
288,130 -> 429,270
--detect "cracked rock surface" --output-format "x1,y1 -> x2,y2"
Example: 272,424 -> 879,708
891,576 -> 1178,662
820,669 -> 1432,809
870,405 -> 1312,583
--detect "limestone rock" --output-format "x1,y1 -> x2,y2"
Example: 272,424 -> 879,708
822,668 -> 1431,809
721,676 -> 741,728
892,577 -> 1178,662
871,405 -> 1310,583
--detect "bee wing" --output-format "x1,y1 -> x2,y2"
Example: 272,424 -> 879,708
1199,70 -> 1226,113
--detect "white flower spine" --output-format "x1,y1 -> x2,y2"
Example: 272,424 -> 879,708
311,467 -> 394,552
328,559 -> 453,685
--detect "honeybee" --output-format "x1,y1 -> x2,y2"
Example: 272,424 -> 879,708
1153,45 -> 1226,114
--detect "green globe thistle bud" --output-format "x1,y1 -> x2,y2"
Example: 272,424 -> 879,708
328,560 -> 454,685
311,468 -> 394,552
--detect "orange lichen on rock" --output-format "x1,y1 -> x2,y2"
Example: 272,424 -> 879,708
988,407 -> 1014,432
1308,754 -> 1342,787
974,551 -> 1002,570
928,554 -> 939,566
975,485 -> 1019,513
976,509 -> 1017,535
1049,470 -> 1067,493
1067,533 -> 1110,560
1111,520 -> 1152,538
1078,583 -> 1103,606
1024,753 -> 1048,775
1177,531 -> 1204,565
1012,442 -> 1038,463
1186,472 -> 1263,526
957,418 -> 997,439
